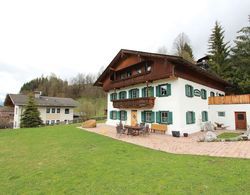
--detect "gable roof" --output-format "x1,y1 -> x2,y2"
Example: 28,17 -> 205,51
94,49 -> 231,87
5,94 -> 78,107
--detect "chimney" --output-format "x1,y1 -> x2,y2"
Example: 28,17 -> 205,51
34,91 -> 42,99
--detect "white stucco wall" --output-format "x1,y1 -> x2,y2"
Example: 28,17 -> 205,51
209,104 -> 250,130
106,77 -> 225,135
14,106 -> 74,128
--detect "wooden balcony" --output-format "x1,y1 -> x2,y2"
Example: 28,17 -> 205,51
113,97 -> 155,109
208,94 -> 250,105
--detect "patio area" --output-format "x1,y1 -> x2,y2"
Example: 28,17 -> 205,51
81,123 -> 250,159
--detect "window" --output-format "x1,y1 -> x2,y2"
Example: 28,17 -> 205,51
51,120 -> 55,125
65,109 -> 70,114
119,91 -> 127,99
156,84 -> 171,97
136,68 -> 142,74
52,108 -> 56,113
156,111 -> 173,124
185,85 -> 194,97
238,114 -> 245,120
46,120 -> 50,125
186,111 -> 195,124
146,65 -> 151,72
110,111 -> 117,120
120,110 -> 127,121
202,111 -> 208,122
201,89 -> 207,99
46,108 -> 50,113
210,92 -> 215,97
121,72 -> 127,79
110,93 -> 117,101
141,111 -> 155,123
142,87 -> 154,97
127,71 -> 132,77
57,108 -> 60,113
218,112 -> 225,117
129,89 -> 139,99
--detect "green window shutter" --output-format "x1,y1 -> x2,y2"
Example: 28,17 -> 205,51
110,94 -> 113,101
190,86 -> 194,97
124,91 -> 127,99
206,112 -> 208,121
142,88 -> 146,97
129,90 -> 132,99
156,86 -> 160,97
167,111 -> 173,124
136,88 -> 139,98
201,89 -> 207,99
150,86 -> 154,97
202,111 -> 205,122
110,111 -> 113,119
156,111 -> 161,123
117,111 -> 120,120
124,111 -> 127,120
186,112 -> 189,124
167,84 -> 171,96
151,111 -> 155,123
141,111 -> 145,122
119,92 -> 121,99
185,85 -> 189,97
192,112 -> 196,123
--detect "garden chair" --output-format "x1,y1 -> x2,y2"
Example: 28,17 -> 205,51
140,124 -> 150,136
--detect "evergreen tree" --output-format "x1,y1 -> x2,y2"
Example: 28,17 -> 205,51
208,21 -> 230,77
20,95 -> 43,128
229,25 -> 250,93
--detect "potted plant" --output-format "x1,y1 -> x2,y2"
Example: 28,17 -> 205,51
172,131 -> 180,137
183,133 -> 188,137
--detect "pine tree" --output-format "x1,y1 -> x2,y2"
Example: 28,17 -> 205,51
20,95 -> 43,128
208,21 -> 230,77
230,25 -> 250,93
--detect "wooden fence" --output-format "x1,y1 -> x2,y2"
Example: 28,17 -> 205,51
208,94 -> 250,105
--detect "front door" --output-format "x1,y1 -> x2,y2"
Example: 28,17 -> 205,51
235,112 -> 247,130
131,110 -> 137,126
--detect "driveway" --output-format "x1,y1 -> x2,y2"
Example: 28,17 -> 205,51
81,123 -> 250,159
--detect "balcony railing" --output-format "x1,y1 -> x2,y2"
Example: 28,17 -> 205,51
112,97 -> 155,109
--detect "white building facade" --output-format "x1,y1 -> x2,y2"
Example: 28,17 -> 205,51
107,77 -> 225,134
4,93 -> 78,129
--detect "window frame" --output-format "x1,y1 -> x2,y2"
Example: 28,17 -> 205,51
156,84 -> 171,97
201,89 -> 207,99
65,108 -> 70,114
57,108 -> 60,113
218,111 -> 225,117
185,84 -> 194,97
130,88 -> 139,99
119,91 -> 127,100
202,111 -> 208,122
46,108 -> 50,114
52,108 -> 56,113
186,111 -> 195,124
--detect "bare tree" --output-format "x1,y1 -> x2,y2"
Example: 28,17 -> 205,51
157,46 -> 168,54
173,32 -> 194,62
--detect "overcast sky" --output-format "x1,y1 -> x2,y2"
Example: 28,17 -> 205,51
0,0 -> 249,103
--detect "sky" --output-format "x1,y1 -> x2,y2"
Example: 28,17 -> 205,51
0,0 -> 249,104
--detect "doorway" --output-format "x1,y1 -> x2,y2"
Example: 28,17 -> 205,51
131,110 -> 137,126
235,112 -> 247,130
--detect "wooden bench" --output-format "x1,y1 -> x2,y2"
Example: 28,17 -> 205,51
151,123 -> 167,134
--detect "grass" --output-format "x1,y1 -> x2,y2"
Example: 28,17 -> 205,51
1,125 -> 250,194
217,132 -> 242,139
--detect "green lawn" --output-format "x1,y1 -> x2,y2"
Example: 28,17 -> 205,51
1,125 -> 250,194
217,132 -> 242,139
